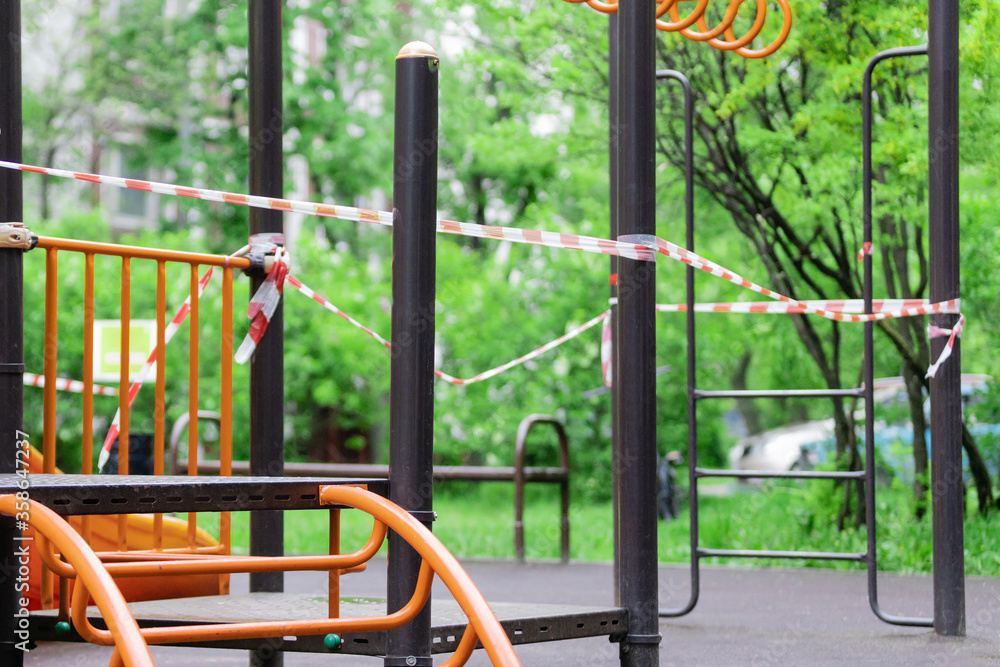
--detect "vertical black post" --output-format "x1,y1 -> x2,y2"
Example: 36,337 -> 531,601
248,2 -> 284,665
607,12 -> 621,608
0,2 -> 23,665
928,0 -> 965,637
386,41 -> 439,667
615,0 -> 660,663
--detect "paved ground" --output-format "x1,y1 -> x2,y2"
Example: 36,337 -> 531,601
24,559 -> 1000,666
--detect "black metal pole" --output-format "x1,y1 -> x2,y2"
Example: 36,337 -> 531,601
607,12 -> 621,608
862,45 -> 933,629
248,2 -> 284,665
927,0 -> 965,637
615,0 -> 660,663
654,69 -> 698,618
0,2 -> 24,664
386,41 -> 439,667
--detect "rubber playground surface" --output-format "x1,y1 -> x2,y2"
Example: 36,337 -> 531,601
26,559 -> 1000,666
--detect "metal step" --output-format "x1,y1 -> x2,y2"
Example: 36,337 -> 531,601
32,593 -> 627,655
698,547 -> 866,562
695,468 -> 866,481
694,388 -> 864,400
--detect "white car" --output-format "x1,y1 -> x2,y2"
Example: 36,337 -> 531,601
727,375 -> 994,474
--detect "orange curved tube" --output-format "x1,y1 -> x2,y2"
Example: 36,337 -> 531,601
732,0 -> 792,59
584,0 -> 618,15
704,0 -> 768,50
656,0 -> 710,32
319,485 -> 520,666
0,496 -> 153,667
670,0 -> 743,41
70,560 -> 436,646
439,624 -> 479,667
38,519 -> 386,579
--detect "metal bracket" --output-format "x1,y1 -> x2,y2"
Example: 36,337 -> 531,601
408,510 -> 437,523
0,363 -> 25,375
384,656 -> 433,667
0,223 -> 37,250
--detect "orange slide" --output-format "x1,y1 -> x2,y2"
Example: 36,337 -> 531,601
26,445 -> 225,610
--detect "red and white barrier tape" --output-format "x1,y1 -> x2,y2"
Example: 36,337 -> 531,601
654,298 -> 960,316
285,273 -> 609,385
286,276 -> 391,348
98,266 -> 218,470
638,235 -> 963,325
0,160 -> 655,262
926,314 -> 964,379
23,373 -> 119,396
235,248 -> 289,364
857,242 -> 873,261
600,316 -> 613,387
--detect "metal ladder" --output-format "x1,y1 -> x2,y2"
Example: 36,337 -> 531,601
656,51 -> 932,627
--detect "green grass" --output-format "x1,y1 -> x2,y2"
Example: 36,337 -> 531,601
187,481 -> 1000,576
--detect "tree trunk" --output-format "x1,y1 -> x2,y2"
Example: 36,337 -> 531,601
902,364 -> 929,518
731,350 -> 762,436
963,422 -> 995,514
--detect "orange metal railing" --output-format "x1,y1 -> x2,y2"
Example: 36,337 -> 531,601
21,484 -> 519,666
35,236 -> 250,609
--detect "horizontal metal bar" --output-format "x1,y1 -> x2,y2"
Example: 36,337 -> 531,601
694,388 -> 864,400
189,460 -> 568,484
698,547 -> 867,562
0,474 -> 387,515
695,468 -> 866,481
36,236 -> 252,268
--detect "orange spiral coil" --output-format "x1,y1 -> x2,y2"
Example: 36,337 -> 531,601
560,0 -> 793,59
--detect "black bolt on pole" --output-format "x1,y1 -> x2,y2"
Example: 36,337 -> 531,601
248,2 -> 285,665
607,11 -> 621,608
386,41 -> 439,667
615,0 -> 660,663
0,1 -> 24,664
927,0 -> 965,637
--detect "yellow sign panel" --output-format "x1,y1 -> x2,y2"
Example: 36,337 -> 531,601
93,320 -> 157,383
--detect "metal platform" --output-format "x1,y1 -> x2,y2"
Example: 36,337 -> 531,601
0,475 -> 388,515
32,593 -> 627,655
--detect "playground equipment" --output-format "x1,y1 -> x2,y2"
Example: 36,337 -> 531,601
598,0 -> 966,651
563,0 -> 793,59
0,2 -> 967,667
171,412 -> 571,564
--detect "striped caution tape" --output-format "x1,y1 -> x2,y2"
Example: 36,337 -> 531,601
600,316 -> 613,387
654,298 -> 960,315
628,235 -> 963,324
285,273 -> 610,385
23,373 -> 119,396
0,160 -> 655,262
235,248 -> 289,364
98,266 -> 218,471
926,314 -> 964,379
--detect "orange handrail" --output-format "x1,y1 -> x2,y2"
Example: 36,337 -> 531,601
34,518 -> 387,579
319,485 -> 521,666
0,496 -> 154,667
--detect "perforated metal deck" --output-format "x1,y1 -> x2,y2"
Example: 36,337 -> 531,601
33,594 -> 627,655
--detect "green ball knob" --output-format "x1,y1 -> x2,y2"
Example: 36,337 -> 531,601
324,633 -> 342,650
54,620 -> 72,637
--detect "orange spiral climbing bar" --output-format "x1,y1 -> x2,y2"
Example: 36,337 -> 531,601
562,0 -> 793,59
